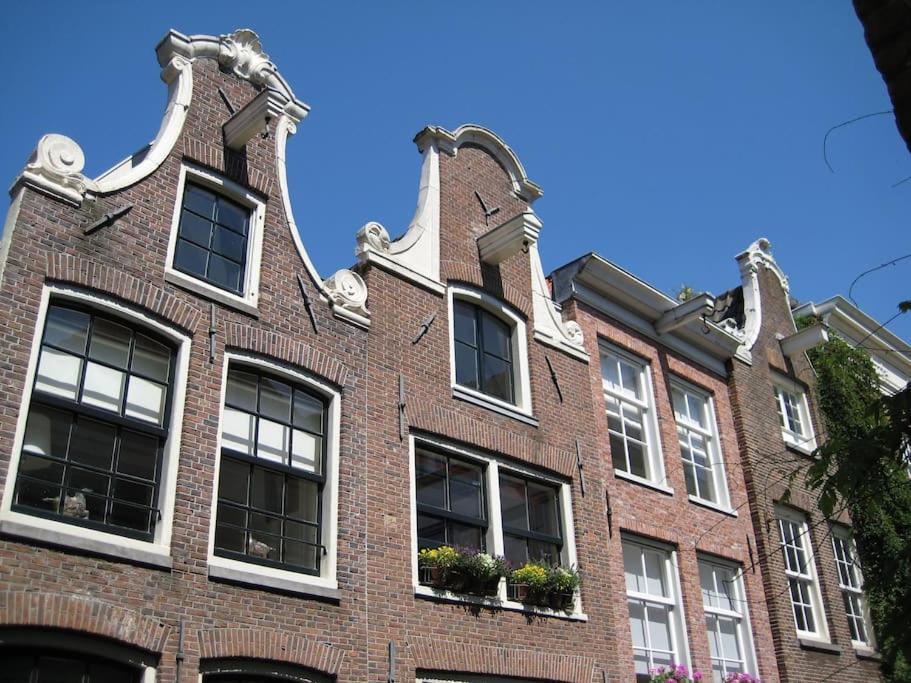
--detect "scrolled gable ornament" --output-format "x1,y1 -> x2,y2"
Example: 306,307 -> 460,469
324,269 -> 369,318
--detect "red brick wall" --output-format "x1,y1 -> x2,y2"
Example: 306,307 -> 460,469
728,266 -> 882,682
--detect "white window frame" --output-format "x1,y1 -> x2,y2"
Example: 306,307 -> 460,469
447,285 -> 534,424
831,526 -> 874,649
409,435 -> 584,619
0,284 -> 190,569
206,351 -> 341,599
772,375 -> 816,453
698,556 -> 758,682
622,536 -> 690,678
670,378 -> 731,510
164,163 -> 266,316
600,343 -> 667,490
776,506 -> 829,641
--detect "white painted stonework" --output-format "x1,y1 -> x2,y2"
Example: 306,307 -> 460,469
733,237 -> 790,361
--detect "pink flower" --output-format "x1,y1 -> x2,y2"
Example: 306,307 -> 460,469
693,672 -> 703,681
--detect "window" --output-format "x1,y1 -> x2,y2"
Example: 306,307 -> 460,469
776,508 -> 828,640
447,286 -> 533,420
601,346 -> 663,484
772,377 -> 815,451
622,538 -> 688,680
201,659 -> 331,683
11,304 -> 174,540
173,183 -> 250,294
699,558 -> 757,682
411,440 -> 577,611
416,451 -> 487,552
831,528 -> 873,647
214,365 -> 327,575
671,381 -> 729,507
165,165 -> 265,313
4,650 -> 141,683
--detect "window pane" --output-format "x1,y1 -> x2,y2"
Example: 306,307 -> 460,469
88,319 -> 131,369
226,369 -> 258,411
174,239 -> 209,279
285,477 -> 319,523
647,604 -> 673,652
416,452 -> 446,508
218,458 -> 249,504
503,534 -> 528,565
293,391 -> 323,434
284,521 -> 318,570
69,419 -> 116,471
619,360 -> 641,398
623,544 -> 643,593
249,513 -> 281,559
454,342 -> 479,390
628,600 -> 648,647
132,335 -> 170,383
643,549 -> 667,597
453,300 -> 477,346
221,407 -> 255,456
184,184 -> 216,218
44,307 -> 90,353
251,467 -> 284,513
110,480 -> 153,531
208,254 -> 242,293
719,617 -> 741,662
291,429 -> 321,474
610,433 -> 628,472
114,430 -> 158,482
17,453 -> 65,486
260,378 -> 292,422
81,362 -> 125,413
695,465 -> 715,502
125,377 -> 166,424
480,311 -> 511,359
211,225 -> 246,262
23,405 -> 71,458
527,482 -> 559,536
499,475 -> 527,530
177,209 -> 212,247
35,347 -> 82,400
627,441 -> 648,479
65,468 -> 109,521
256,419 -> 289,465
216,196 -> 249,234
706,615 -> 721,658
528,539 -> 560,565
215,505 -> 246,553
450,521 -> 483,552
15,471 -> 62,512
449,460 -> 483,518
417,514 -> 446,548
481,354 -> 513,402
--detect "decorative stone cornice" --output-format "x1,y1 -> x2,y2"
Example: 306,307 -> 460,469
734,237 -> 788,359
737,237 -> 789,295
355,221 -> 391,257
324,268 -> 370,324
477,211 -> 542,265
13,134 -> 88,205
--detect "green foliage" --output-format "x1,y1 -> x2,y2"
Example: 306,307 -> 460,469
799,319 -> 911,681
547,565 -> 580,593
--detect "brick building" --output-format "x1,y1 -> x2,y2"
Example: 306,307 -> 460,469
0,25 -> 898,683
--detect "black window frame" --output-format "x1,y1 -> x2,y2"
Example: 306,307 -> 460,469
498,471 -> 564,566
3,648 -> 142,683
173,181 -> 252,295
12,302 -> 176,541
214,365 -> 329,576
452,299 -> 516,404
415,449 -> 488,552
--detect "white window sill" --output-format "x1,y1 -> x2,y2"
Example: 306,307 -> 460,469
208,555 -> 339,600
854,646 -> 880,661
452,385 -> 538,427
688,495 -> 737,516
414,584 -> 587,621
614,470 -> 674,496
165,269 -> 259,317
797,637 -> 840,655
0,512 -> 172,569
782,433 -> 816,455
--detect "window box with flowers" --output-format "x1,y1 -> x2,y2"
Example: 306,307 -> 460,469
418,546 -> 508,596
507,562 -> 580,611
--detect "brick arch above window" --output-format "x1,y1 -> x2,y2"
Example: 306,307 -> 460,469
46,254 -> 201,334
0,591 -> 170,654
446,270 -> 532,319
409,637 -> 594,683
197,628 -> 345,676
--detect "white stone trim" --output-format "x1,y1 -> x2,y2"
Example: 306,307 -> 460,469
0,186 -> 24,288
447,284 -> 534,418
0,284 -> 190,567
529,239 -> 588,362
205,351 -> 341,595
771,372 -> 817,453
735,238 -> 790,359
164,163 -> 265,315
408,435 -> 585,619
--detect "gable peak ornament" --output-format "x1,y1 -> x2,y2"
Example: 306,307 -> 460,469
218,29 -> 273,84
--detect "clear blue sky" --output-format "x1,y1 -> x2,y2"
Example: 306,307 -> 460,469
3,2 -> 909,341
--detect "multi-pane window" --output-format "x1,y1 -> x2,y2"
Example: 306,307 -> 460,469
173,183 -> 250,294
215,366 -> 327,574
453,300 -> 515,404
5,650 -> 139,683
623,539 -> 686,681
416,451 -> 487,552
499,473 -> 563,566
671,383 -> 728,506
831,529 -> 872,646
773,381 -> 814,450
602,348 -> 657,481
699,559 -> 756,682
13,305 -> 173,539
777,510 -> 827,638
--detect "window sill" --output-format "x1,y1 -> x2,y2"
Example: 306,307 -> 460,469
414,584 -> 587,621
0,512 -> 172,569
798,637 -> 841,655
688,495 -> 738,517
854,646 -> 880,661
208,555 -> 340,600
782,435 -> 816,456
452,385 -> 538,427
165,269 -> 259,318
615,470 -> 674,496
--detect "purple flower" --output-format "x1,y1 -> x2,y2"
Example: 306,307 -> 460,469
693,672 -> 703,681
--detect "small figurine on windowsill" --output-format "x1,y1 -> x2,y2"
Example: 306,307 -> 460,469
247,537 -> 273,559
43,489 -> 91,519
